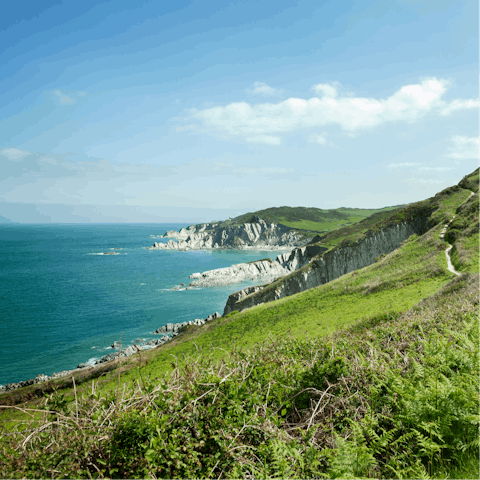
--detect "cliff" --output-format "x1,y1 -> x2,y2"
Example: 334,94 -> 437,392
161,222 -> 220,239
188,245 -> 327,287
149,216 -> 308,251
224,222 -> 419,314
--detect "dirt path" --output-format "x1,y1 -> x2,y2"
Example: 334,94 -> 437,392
438,190 -> 475,277
439,216 -> 460,276
444,244 -> 460,276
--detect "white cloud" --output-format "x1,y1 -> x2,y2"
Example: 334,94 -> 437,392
247,82 -> 282,96
53,90 -> 75,105
0,147 -> 32,161
312,82 -> 339,98
193,78 -> 473,145
446,135 -> 479,159
441,99 -> 480,116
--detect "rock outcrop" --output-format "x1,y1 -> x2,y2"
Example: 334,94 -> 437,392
149,216 -> 307,251
188,245 -> 327,287
224,222 -> 418,315
161,223 -> 220,239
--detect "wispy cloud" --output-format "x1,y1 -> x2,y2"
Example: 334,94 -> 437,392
233,166 -> 293,175
312,82 -> 340,98
245,135 -> 282,145
0,147 -> 31,161
247,81 -> 282,96
192,78 -> 476,145
408,178 -> 445,184
387,162 -> 421,169
308,133 -> 330,146
53,90 -> 75,105
174,124 -> 197,132
386,162 -> 454,173
441,99 -> 480,116
445,135 -> 479,159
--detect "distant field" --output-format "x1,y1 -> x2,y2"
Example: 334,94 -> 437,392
221,205 -> 404,233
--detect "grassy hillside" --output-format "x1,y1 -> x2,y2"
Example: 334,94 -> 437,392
0,171 -> 478,479
219,205 -> 403,233
310,184 -> 471,251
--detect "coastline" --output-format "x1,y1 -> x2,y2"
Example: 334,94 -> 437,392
0,220 -> 307,392
0,311 -> 222,394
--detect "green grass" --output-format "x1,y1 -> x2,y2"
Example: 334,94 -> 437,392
1,275 -> 477,479
1,170 -> 478,479
39,217 -> 456,399
311,186 -> 472,252
219,205 -> 404,233
446,191 -> 479,273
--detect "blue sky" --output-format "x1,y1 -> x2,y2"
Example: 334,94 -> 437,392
0,0 -> 478,223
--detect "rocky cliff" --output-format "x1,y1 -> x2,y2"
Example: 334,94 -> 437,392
188,245 -> 327,287
224,222 -> 418,314
161,222 -> 220,240
149,216 -> 307,251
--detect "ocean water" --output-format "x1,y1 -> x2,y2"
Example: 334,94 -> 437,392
0,224 -> 286,385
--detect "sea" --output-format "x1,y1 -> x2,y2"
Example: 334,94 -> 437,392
0,223 -> 286,386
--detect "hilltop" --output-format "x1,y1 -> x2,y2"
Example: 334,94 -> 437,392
150,204 -> 405,251
0,169 -> 478,479
217,204 -> 404,233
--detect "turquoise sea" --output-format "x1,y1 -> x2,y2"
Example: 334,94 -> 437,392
0,224 -> 284,385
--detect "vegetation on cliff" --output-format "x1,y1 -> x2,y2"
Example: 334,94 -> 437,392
218,205 -> 403,233
0,170 -> 478,479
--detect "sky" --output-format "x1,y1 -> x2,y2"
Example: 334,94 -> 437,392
0,0 -> 478,223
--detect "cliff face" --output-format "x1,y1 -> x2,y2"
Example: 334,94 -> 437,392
150,216 -> 307,251
188,245 -> 327,288
224,222 -> 417,314
162,222 -> 219,239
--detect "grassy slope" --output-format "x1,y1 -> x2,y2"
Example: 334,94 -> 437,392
313,184 -> 471,251
0,171 -> 478,479
0,176 -> 471,405
448,168 -> 479,274
219,205 -> 403,233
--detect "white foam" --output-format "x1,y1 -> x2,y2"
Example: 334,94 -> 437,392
88,252 -> 120,255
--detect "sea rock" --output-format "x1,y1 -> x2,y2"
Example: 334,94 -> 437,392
144,337 -> 169,347
149,217 -> 307,251
5,383 -> 20,391
1,309 -> 226,391
152,311 -> 221,336
77,363 -> 91,369
188,245 -> 327,288
34,374 -> 49,383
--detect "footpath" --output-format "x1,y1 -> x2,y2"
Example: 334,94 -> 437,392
439,190 -> 474,277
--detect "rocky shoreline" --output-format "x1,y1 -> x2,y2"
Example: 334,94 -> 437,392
149,216 -> 308,251
0,311 -> 222,394
186,245 -> 327,288
0,218 -> 317,394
